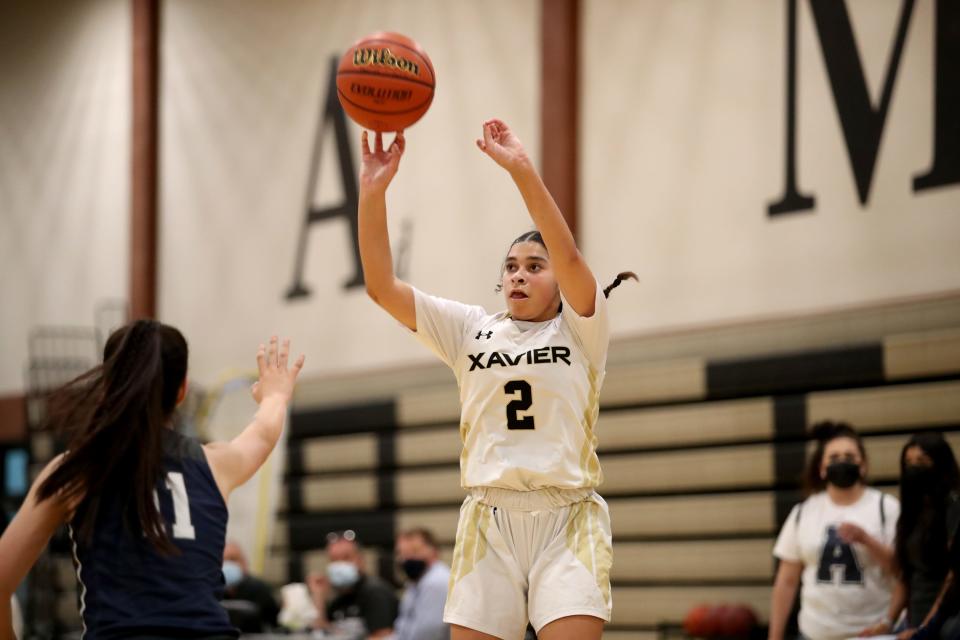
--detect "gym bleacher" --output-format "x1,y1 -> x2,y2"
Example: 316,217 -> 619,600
265,294 -> 960,639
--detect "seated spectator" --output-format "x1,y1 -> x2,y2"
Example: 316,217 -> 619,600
277,582 -> 318,631
307,530 -> 398,640
393,528 -> 450,640
221,540 -> 279,631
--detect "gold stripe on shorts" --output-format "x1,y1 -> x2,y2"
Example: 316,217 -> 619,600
565,499 -> 612,608
449,497 -> 492,588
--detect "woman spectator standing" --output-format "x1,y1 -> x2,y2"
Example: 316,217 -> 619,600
862,432 -> 960,638
768,421 -> 899,640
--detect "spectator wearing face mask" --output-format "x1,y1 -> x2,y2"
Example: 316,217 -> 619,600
860,432 -> 960,638
222,540 -> 279,631
307,530 -> 398,639
393,528 -> 450,640
768,421 -> 900,640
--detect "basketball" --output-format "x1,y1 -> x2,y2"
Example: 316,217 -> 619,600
683,604 -> 711,637
336,32 -> 435,132
701,605 -> 726,637
717,604 -> 758,638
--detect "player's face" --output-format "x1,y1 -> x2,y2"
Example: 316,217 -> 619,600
502,242 -> 561,321
820,436 -> 866,480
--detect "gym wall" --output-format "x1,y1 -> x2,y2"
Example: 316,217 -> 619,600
0,0 -> 130,395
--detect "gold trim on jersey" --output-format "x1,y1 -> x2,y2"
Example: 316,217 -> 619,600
565,498 -> 613,608
459,421 -> 471,483
448,497 -> 492,589
578,367 -> 603,487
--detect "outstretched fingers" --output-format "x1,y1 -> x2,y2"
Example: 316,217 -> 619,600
256,343 -> 266,375
361,130 -> 371,157
390,131 -> 405,155
278,338 -> 290,368
267,336 -> 278,368
291,354 -> 306,377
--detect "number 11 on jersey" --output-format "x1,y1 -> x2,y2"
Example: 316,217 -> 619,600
504,380 -> 535,429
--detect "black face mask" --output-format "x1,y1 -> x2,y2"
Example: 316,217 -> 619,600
903,464 -> 941,496
401,559 -> 428,582
826,461 -> 862,488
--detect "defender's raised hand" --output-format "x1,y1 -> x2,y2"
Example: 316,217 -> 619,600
252,336 -> 305,405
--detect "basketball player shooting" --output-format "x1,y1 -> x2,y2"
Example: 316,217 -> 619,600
357,120 -> 634,640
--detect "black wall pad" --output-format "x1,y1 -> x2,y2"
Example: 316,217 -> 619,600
773,394 -> 809,527
287,511 -> 396,551
706,343 -> 884,399
289,401 -> 396,439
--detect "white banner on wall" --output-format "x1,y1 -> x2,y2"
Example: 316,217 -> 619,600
160,0 -> 541,386
160,0 -> 960,387
582,0 -> 960,339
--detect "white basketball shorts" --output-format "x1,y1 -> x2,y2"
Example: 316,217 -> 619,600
442,486 -> 613,639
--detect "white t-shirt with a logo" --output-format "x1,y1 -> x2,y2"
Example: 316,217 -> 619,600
773,488 -> 900,640
409,283 -> 609,491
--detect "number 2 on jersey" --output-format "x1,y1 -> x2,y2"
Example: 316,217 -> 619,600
504,380 -> 535,429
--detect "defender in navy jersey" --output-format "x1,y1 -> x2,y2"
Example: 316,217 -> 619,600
0,322 -> 304,639
357,121 -> 634,640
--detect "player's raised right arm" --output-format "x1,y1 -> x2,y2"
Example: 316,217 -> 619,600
203,337 -> 304,501
358,130 -> 416,331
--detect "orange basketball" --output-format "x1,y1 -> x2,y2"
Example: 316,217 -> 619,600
336,32 -> 435,132
683,604 -> 711,637
701,605 -> 726,637
717,604 -> 758,638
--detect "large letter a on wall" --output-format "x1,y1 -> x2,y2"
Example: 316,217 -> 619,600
286,57 -> 363,300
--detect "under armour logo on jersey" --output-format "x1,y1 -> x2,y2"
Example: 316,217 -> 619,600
816,525 -> 864,585
475,331 -> 493,340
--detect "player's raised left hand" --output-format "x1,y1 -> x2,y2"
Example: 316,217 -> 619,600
476,119 -> 531,174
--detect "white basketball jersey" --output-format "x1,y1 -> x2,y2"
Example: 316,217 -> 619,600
773,488 -> 900,640
410,283 -> 609,491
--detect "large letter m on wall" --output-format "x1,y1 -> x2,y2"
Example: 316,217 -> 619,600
768,0 -> 959,216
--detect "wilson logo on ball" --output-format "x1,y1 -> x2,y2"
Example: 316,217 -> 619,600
353,47 -> 420,77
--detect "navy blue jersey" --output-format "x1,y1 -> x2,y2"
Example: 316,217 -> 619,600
70,430 -> 237,639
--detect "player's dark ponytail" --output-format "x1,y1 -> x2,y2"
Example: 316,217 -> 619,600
37,320 -> 188,554
498,230 -> 637,299
603,271 -> 638,298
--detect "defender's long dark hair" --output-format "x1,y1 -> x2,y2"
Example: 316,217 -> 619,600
497,230 -> 637,299
894,432 -> 960,581
802,421 -> 867,496
36,320 -> 188,554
